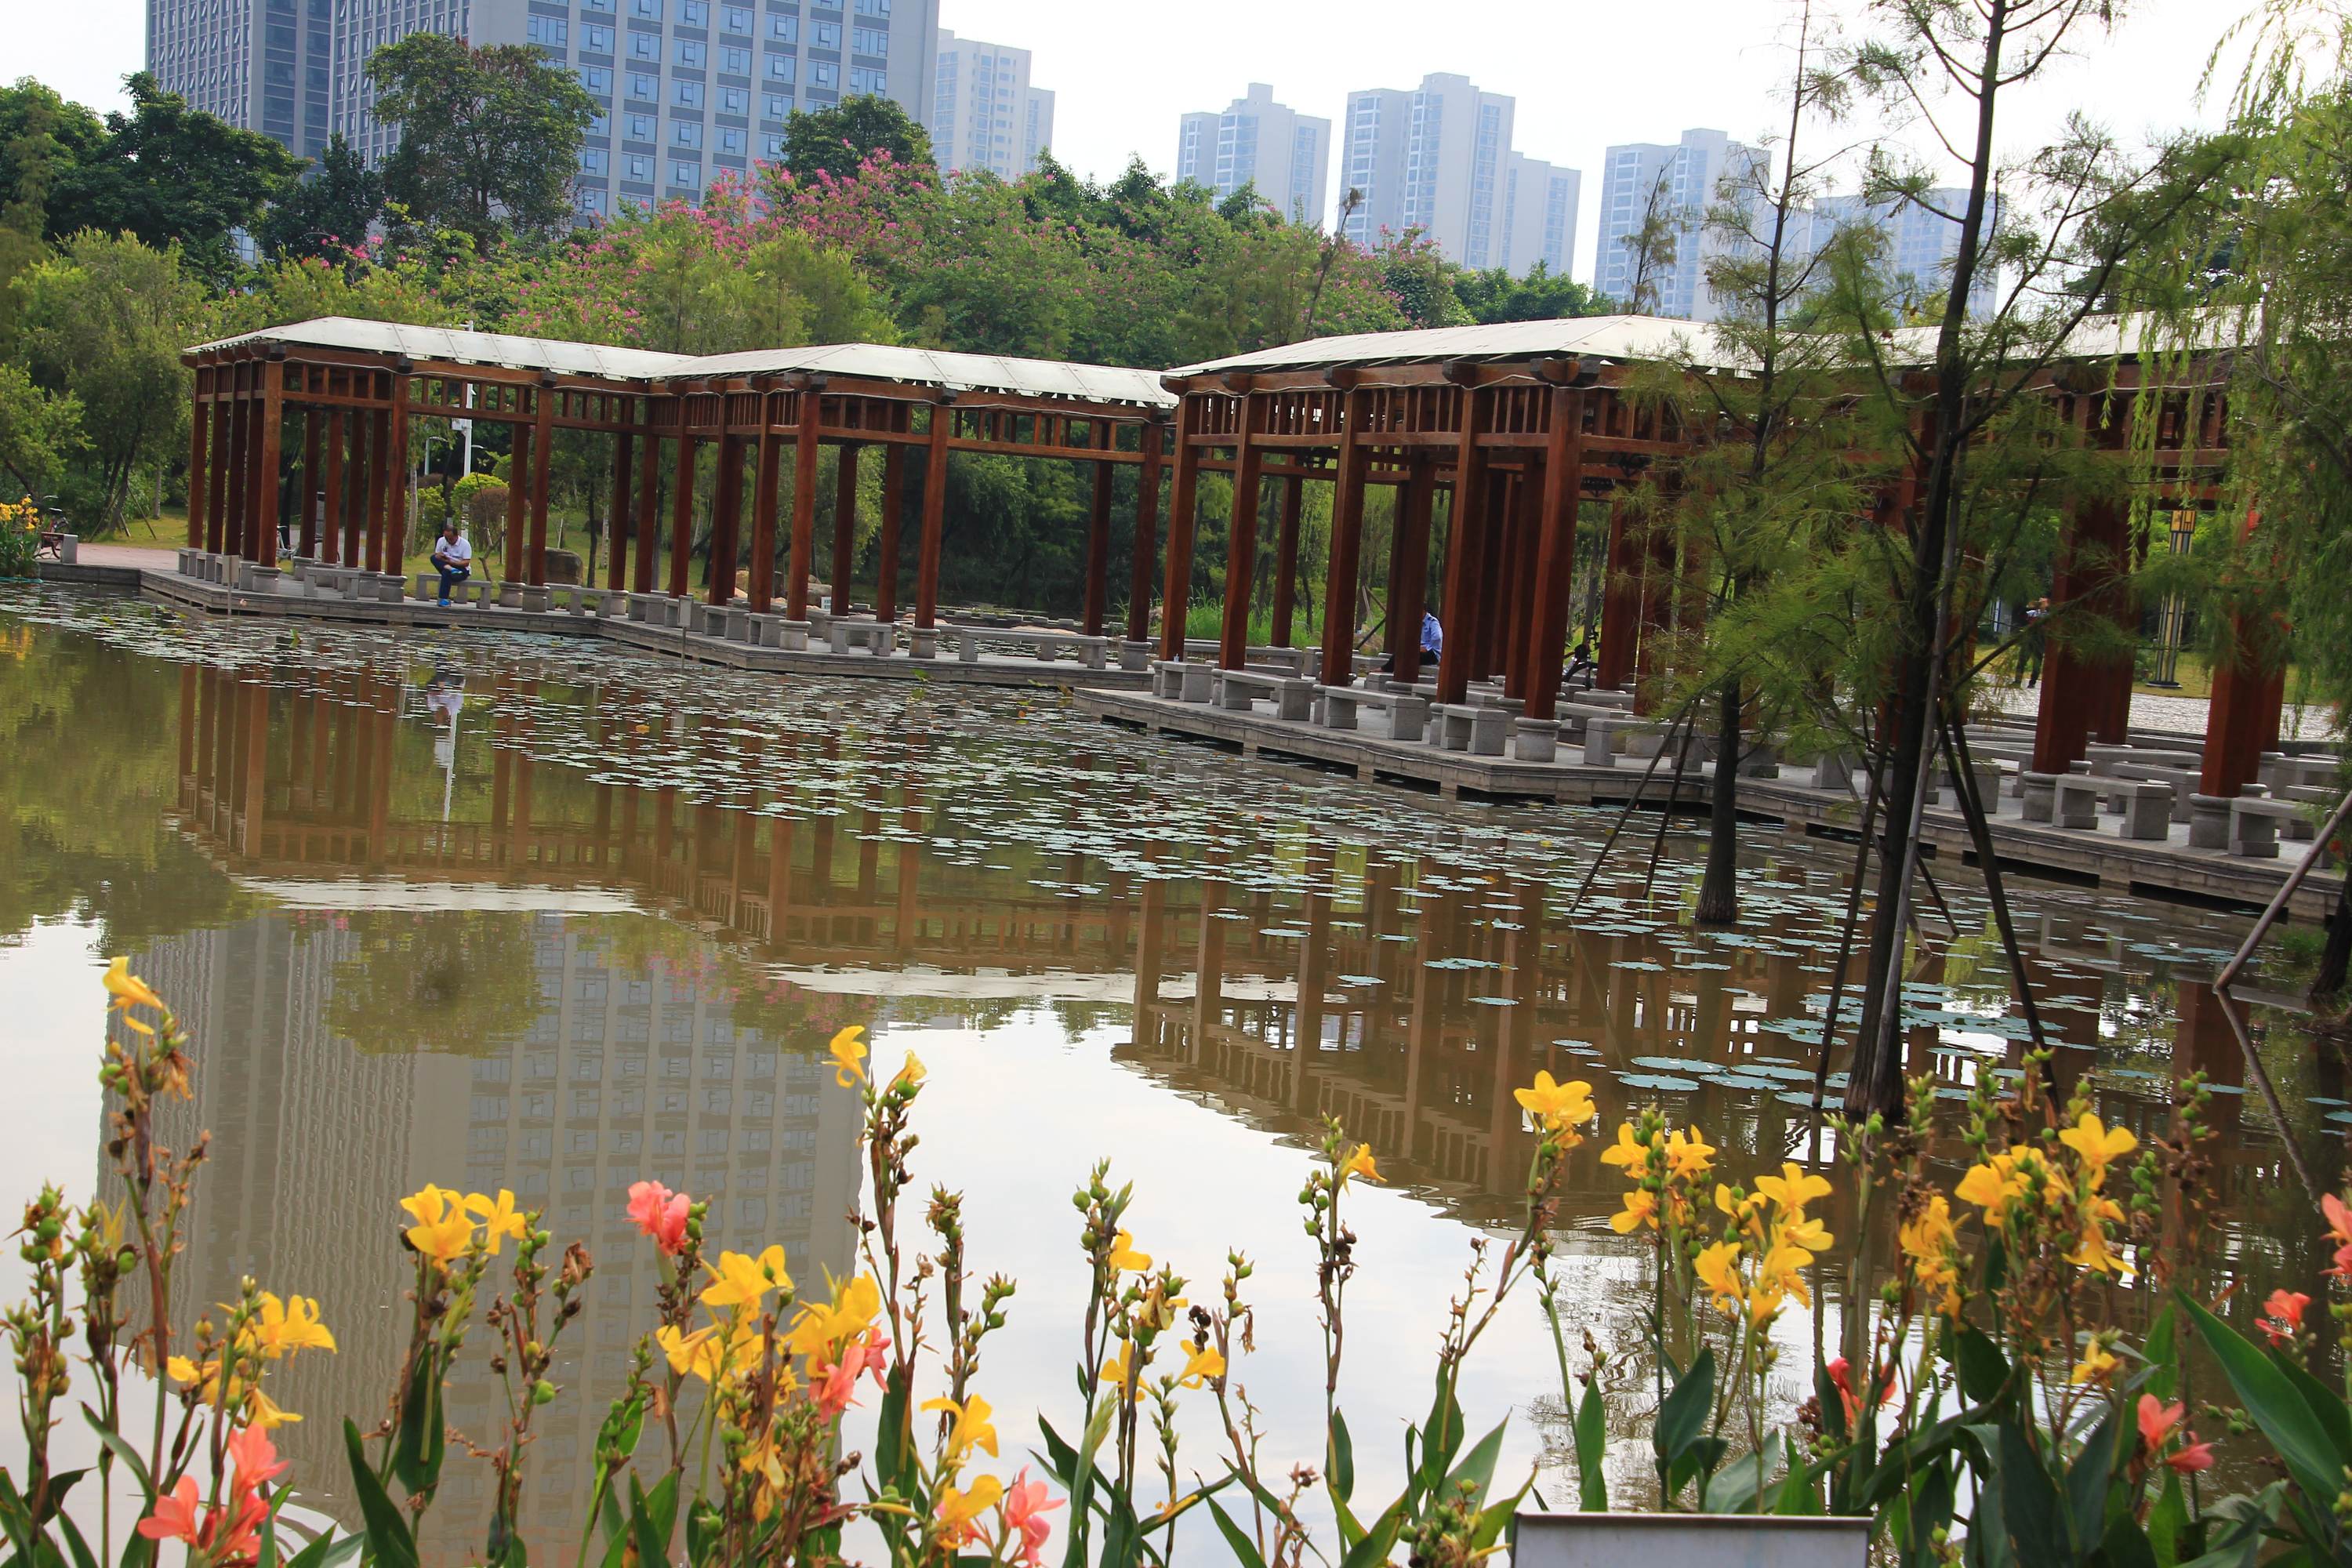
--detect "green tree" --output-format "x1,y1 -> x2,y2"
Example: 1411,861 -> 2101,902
254,133 -> 384,263
0,363 -> 82,503
784,93 -> 935,183
368,34 -> 595,243
41,74 -> 300,285
1452,262 -> 1610,323
0,80 -> 103,299
9,230 -> 206,531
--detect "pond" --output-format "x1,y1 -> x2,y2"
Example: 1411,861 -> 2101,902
0,586 -> 2337,1559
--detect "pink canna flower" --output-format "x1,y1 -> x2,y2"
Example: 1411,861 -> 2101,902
1004,1468 -> 1062,1566
627,1180 -> 691,1254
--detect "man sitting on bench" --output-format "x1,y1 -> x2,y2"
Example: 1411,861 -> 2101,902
1380,612 -> 1443,674
430,518 -> 473,606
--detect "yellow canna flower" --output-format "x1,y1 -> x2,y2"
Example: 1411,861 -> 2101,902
402,1185 -> 476,1268
2058,1113 -> 2136,1174
933,1475 -> 1005,1546
464,1190 -> 530,1255
1513,1073 -> 1596,1134
891,1052 -> 927,1090
2070,1342 -> 2121,1387
2067,1223 -> 2134,1279
1598,1122 -> 1652,1172
401,1184 -> 459,1227
828,1025 -> 868,1087
103,957 -> 165,1013
1098,1340 -> 1142,1399
1693,1240 -> 1745,1316
786,1272 -> 884,1356
1664,1126 -> 1716,1179
1776,1214 -> 1834,1257
1106,1229 -> 1152,1273
1338,1144 -> 1382,1187
1755,1242 -> 1816,1310
1753,1162 -> 1832,1214
1178,1344 -> 1226,1388
920,1395 -> 1000,1463
246,1388 -> 303,1428
1954,1156 -> 2024,1221
702,1244 -> 793,1311
252,1294 -> 336,1358
1609,1189 -> 1659,1234
658,1322 -> 757,1383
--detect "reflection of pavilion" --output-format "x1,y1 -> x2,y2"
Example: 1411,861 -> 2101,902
121,903 -> 862,1562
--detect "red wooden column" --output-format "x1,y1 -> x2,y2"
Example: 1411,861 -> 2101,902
205,384 -> 232,554
1389,456 -> 1436,683
222,384 -> 249,558
914,397 -> 949,629
383,372 -> 410,575
875,438 -> 906,625
321,407 -> 344,566
528,382 -> 555,586
2030,495 -> 2132,774
1316,387 -> 1368,687
255,360 -> 284,564
1595,496 -> 1639,689
298,406 -> 321,557
829,441 -> 859,612
1126,419 -> 1164,647
667,417 -> 698,599
1158,399 -> 1203,661
709,430 -> 745,604
633,412 -> 662,593
187,392 -> 211,550
748,404 -> 782,613
2199,509 -> 2288,800
504,423 -> 532,592
1269,471 -> 1304,648
1434,386 -> 1491,704
1504,466 -> 1544,694
1082,448 -> 1114,637
1523,386 -> 1588,717
366,405 -> 390,576
788,387 -> 822,619
607,411 -> 634,590
1476,471 -> 1515,683
1216,394 -> 1265,670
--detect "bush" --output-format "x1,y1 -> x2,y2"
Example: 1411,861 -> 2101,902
0,496 -> 40,578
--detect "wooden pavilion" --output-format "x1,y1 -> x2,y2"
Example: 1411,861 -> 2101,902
182,318 -> 1178,634
1156,314 -> 2293,804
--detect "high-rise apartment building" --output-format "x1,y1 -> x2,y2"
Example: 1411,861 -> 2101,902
1174,83 -> 1331,227
1334,72 -> 1573,274
1811,189 -> 2004,318
145,0 -> 340,161
150,0 -> 942,218
930,30 -> 1054,181
1499,151 -> 1578,278
1594,128 -> 1766,321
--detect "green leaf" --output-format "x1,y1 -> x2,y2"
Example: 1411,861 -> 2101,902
1329,1408 -> 1355,1505
1994,1420 -> 2064,1566
2142,1303 -> 2180,1405
875,1364 -> 913,1497
1443,1419 -> 1509,1511
285,1530 -> 364,1568
1653,1346 -> 1715,1471
2172,1480 -> 2282,1568
392,1349 -> 445,1499
1893,1459 -> 1952,1566
1573,1381 -> 1609,1512
1953,1325 -> 2010,1406
2103,1510 -> 2160,1568
684,1501 -> 721,1568
2183,1291 -> 2346,1509
342,1419 -> 419,1568
2268,1343 -> 2352,1466
51,1512 -> 96,1568
2066,1404 -> 2122,1552
1337,1499 -> 1403,1568
78,1407 -> 154,1503
626,1470 -> 679,1568
2147,1472 -> 2188,1568
1202,1498 -> 1268,1568
1701,1432 -> 1782,1513
1815,1363 -> 1851,1445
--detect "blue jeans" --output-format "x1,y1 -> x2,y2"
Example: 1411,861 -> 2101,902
435,564 -> 470,601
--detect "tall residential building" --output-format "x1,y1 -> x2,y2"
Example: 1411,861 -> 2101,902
1334,72 -> 1573,274
1174,83 -> 1331,227
1594,128 -> 1767,321
151,0 -> 942,218
145,0 -> 339,161
930,31 -> 1054,181
1811,189 -> 2004,319
1499,151 -> 1578,278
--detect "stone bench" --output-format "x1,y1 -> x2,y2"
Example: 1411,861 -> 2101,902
1214,667 -> 1315,720
2280,783 -> 2339,840
2052,774 -> 2171,840
550,585 -> 618,617
1432,702 -> 1505,756
2262,752 -> 2341,793
825,616 -> 897,656
2087,743 -> 2200,775
1150,659 -> 1215,704
942,624 -> 1108,668
1806,752 -> 1857,792
2225,795 -> 2302,858
1512,717 -> 1564,762
305,564 -> 373,599
2097,763 -> 2196,825
1184,639 -> 1312,677
1316,683 -> 1428,742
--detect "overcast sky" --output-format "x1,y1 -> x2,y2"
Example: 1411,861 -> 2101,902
20,0 -> 2256,281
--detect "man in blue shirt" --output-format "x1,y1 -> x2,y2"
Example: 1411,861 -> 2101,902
1421,611 -> 1443,659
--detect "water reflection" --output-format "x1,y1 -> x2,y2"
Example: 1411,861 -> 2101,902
0,596 -> 2332,1545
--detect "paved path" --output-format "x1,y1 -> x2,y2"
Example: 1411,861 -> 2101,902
1984,680 -> 2339,742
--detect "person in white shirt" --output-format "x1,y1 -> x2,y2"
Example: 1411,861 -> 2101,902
431,520 -> 474,605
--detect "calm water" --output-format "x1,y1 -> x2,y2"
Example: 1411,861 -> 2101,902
0,586 -> 2339,1558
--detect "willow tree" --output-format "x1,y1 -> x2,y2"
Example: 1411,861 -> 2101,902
1632,0 -> 1882,927
1834,0 -> 2236,1119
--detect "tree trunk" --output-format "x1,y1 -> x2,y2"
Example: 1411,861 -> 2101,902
2317,873 -> 2352,1004
1696,677 -> 1742,925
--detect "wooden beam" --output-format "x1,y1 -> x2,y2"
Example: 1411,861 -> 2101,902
875,438 -> 906,626
1083,452 -> 1113,637
710,431 -> 746,604
915,399 -> 950,629
666,426 -> 698,599
633,427 -> 661,593
505,423 -> 531,591
383,372 -> 410,575
749,422 -> 782,613
1159,409 -> 1203,662
256,363 -> 285,564
1269,472 -> 1303,648
321,407 -> 344,567
1523,388 -> 1586,716
528,382 -> 554,586
187,396 -> 210,552
1317,389 -> 1368,687
1217,405 -> 1265,670
298,407 -> 321,557
830,441 -> 859,612
367,405 -> 391,577
1390,456 -> 1436,683
1433,388 -> 1490,704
